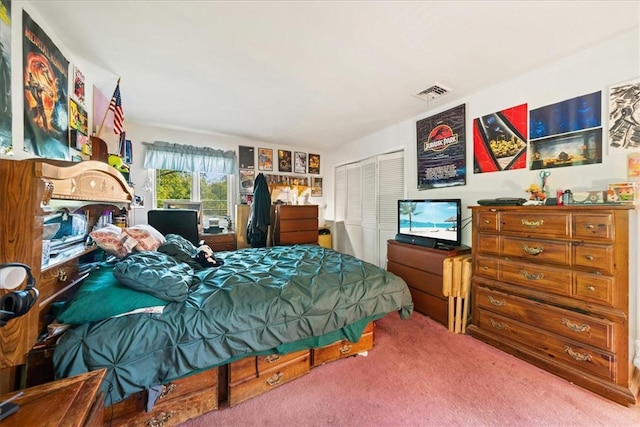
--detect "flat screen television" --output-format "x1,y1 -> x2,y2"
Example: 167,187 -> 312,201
397,199 -> 462,249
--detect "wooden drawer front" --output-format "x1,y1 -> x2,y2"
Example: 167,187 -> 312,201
387,242 -> 448,276
228,352 -> 310,407
499,260 -> 571,296
109,367 -> 218,422
477,310 -> 615,381
279,218 -> 318,232
573,213 -> 613,242
39,258 -> 79,301
500,212 -> 569,238
312,323 -> 374,367
386,261 -> 442,297
477,211 -> 499,232
573,272 -> 615,306
407,287 -> 448,326
573,244 -> 614,274
279,230 -> 319,245
277,205 -> 318,220
256,349 -> 311,375
474,256 -> 499,280
476,287 -> 614,350
500,236 -> 570,266
229,350 -> 310,385
477,234 -> 500,255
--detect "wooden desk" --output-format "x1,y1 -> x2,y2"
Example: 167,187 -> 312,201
0,369 -> 106,426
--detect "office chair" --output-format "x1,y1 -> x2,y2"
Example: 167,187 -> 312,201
147,209 -> 200,246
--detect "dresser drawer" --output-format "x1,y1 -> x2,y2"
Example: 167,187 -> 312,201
276,205 -> 318,220
475,256 -> 499,280
477,310 -> 615,381
500,236 -> 570,266
477,211 -> 500,232
572,213 -> 614,242
573,272 -> 615,306
476,287 -> 614,350
229,349 -> 310,385
39,258 -> 79,301
386,261 -> 443,297
500,212 -> 570,238
278,218 -> 318,233
573,244 -> 614,274
228,351 -> 310,406
477,234 -> 500,255
279,230 -> 318,245
312,322 -> 374,367
499,259 -> 571,296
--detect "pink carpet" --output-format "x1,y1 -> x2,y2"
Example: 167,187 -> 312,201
185,312 -> 640,426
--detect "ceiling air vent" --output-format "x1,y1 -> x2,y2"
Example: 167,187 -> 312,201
414,84 -> 451,101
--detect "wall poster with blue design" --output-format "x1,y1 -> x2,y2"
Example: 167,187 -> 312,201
528,91 -> 602,170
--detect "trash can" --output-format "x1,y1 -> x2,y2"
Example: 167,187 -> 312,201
318,228 -> 332,249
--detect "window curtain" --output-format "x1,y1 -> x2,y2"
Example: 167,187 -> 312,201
142,141 -> 237,174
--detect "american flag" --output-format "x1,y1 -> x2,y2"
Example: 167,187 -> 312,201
109,83 -> 125,134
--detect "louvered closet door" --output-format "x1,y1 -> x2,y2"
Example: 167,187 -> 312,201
334,165 -> 347,253
377,152 -> 404,267
345,163 -> 363,258
361,157 -> 378,265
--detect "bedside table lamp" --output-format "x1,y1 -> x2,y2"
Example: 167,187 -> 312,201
0,263 -> 38,327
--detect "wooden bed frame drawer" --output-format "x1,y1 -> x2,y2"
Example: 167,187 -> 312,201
229,349 -> 310,385
312,322 -> 374,367
228,352 -> 311,407
108,367 -> 218,423
39,258 -> 79,301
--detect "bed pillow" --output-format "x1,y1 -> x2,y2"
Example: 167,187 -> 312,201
56,264 -> 167,325
90,224 -> 138,259
125,224 -> 165,251
113,251 -> 193,302
156,234 -> 200,269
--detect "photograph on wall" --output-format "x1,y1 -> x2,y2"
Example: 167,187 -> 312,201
23,11 -> 70,160
311,177 -> 323,196
239,168 -> 255,194
73,65 -> 85,106
294,151 -> 307,174
258,147 -> 273,171
239,145 -> 254,169
0,0 -> 12,155
278,149 -> 292,172
416,104 -> 466,190
308,153 -> 320,174
529,91 -> 602,169
609,79 -> 640,153
473,103 -> 527,173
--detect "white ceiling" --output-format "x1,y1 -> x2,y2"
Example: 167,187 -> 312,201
27,1 -> 640,150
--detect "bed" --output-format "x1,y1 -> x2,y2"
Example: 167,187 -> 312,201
52,237 -> 413,423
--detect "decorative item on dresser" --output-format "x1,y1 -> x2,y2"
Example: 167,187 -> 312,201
386,240 -> 470,327
272,205 -> 319,246
468,205 -> 639,406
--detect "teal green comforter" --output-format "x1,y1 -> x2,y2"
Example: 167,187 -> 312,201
53,245 -> 413,405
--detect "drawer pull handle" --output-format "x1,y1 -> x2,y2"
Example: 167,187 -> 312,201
146,411 -> 175,427
158,383 -> 177,400
483,220 -> 490,224
563,346 -> 592,362
265,354 -> 281,363
586,285 -> 596,291
489,319 -> 507,330
339,344 -> 353,355
585,255 -> 594,261
520,270 -> 543,280
585,224 -> 595,229
266,372 -> 283,386
522,244 -> 544,255
561,318 -> 590,333
57,268 -> 68,281
521,219 -> 544,227
487,296 -> 506,307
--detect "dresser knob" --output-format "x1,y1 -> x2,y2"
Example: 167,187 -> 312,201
265,354 -> 281,363
585,255 -> 594,260
265,372 -> 283,386
339,344 -> 353,355
57,268 -> 68,281
586,285 -> 595,291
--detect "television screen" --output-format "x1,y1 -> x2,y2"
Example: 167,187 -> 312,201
397,199 -> 462,248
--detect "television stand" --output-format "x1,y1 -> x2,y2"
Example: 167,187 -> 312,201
386,239 -> 470,327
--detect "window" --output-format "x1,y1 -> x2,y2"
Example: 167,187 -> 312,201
155,169 -> 230,223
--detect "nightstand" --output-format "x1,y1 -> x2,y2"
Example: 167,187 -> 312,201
199,232 -> 237,251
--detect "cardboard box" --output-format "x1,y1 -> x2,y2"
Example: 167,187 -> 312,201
607,182 -> 639,205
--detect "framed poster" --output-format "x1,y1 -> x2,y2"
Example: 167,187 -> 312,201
239,145 -> 255,169
416,104 -> 466,190
73,65 -> 85,106
308,153 -> 320,174
239,169 -> 255,194
609,79 -> 640,152
294,151 -> 307,173
0,0 -> 12,155
311,177 -> 323,196
278,149 -> 292,172
258,147 -> 273,171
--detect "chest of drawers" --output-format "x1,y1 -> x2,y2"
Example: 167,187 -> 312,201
272,205 -> 318,246
468,205 -> 638,406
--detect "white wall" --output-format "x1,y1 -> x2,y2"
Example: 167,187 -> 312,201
323,28 -> 640,248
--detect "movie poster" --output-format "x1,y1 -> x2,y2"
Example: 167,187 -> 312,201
473,103 -> 527,173
416,104 -> 466,190
529,91 -> 602,170
23,11 -> 70,160
0,0 -> 11,155
609,79 -> 640,153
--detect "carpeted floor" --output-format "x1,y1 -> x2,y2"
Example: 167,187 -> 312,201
185,312 -> 640,426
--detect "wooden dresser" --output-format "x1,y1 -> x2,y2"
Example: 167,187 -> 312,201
468,205 -> 638,405
386,240 -> 470,327
199,232 -> 237,251
272,205 -> 318,246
